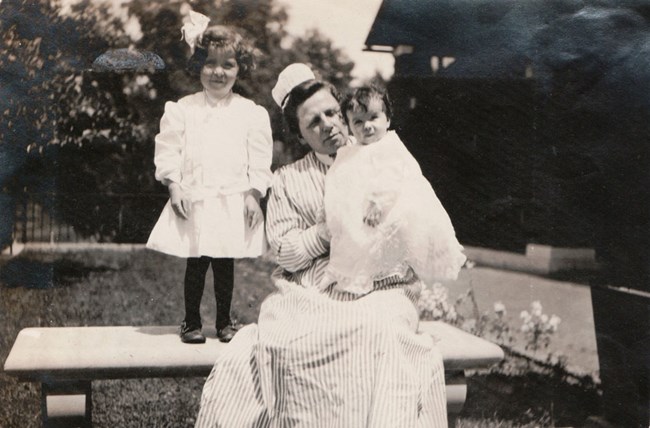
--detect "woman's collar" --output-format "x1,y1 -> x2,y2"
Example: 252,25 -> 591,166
314,151 -> 336,166
313,137 -> 355,166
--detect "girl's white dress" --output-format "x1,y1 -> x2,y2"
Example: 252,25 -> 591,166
323,131 -> 466,294
146,91 -> 273,258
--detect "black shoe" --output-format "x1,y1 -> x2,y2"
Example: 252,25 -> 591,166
216,325 -> 238,343
180,322 -> 206,344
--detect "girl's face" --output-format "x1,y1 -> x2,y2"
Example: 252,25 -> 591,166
346,98 -> 390,145
200,47 -> 239,99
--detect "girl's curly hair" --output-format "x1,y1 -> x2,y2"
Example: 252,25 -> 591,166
187,25 -> 258,79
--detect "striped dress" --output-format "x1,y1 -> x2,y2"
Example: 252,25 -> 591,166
195,151 -> 448,428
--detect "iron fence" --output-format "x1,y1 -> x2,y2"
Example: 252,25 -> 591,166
10,192 -> 168,244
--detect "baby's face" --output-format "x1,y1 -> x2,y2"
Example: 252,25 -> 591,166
346,98 -> 390,145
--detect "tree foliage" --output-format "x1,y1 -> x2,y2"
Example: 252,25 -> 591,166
1,0 -> 355,242
1,1 -> 114,183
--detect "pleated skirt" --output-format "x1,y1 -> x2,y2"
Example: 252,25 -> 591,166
195,279 -> 448,428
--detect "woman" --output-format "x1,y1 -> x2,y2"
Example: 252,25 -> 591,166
195,63 -> 448,428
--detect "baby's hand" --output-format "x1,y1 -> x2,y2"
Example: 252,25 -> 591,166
363,201 -> 382,227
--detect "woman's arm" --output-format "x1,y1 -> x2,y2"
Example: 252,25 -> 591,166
265,172 -> 330,272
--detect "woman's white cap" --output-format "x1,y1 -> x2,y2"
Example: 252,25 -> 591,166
272,63 -> 316,108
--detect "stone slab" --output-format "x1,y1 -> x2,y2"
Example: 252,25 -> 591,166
4,322 -> 503,382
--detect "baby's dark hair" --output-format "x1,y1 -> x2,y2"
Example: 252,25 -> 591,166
187,25 -> 257,79
341,86 -> 392,124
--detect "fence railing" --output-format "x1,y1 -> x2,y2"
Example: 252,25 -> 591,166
10,192 -> 168,244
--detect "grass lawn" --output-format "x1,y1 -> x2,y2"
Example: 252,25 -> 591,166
0,249 -> 600,427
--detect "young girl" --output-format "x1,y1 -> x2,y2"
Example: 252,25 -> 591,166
322,86 -> 466,295
147,13 -> 273,343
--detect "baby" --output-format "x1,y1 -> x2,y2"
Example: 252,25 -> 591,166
322,86 -> 466,295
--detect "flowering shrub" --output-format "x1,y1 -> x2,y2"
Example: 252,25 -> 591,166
416,260 -> 561,358
520,301 -> 562,352
488,301 -> 513,344
417,282 -> 458,323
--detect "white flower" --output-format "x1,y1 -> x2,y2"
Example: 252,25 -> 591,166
531,301 -> 543,317
549,315 -> 561,331
418,283 -> 456,322
446,305 -> 458,322
462,319 -> 476,331
124,15 -> 143,42
541,314 -> 549,324
180,3 -> 192,15
417,288 -> 435,312
494,302 -> 506,315
464,260 -> 476,269
431,283 -> 447,300
135,75 -> 150,86
520,310 -> 530,321
521,324 -> 530,333
547,351 -> 565,365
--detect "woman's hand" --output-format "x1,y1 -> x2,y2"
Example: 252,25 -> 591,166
169,183 -> 191,220
244,189 -> 263,229
316,208 -> 331,242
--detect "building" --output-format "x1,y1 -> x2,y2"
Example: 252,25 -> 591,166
363,1 -> 650,425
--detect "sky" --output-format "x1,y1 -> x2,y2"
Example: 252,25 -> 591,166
279,0 -> 394,81
53,0 -> 394,81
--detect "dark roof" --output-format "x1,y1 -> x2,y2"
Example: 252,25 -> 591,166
365,0 -> 650,79
365,0 -> 547,57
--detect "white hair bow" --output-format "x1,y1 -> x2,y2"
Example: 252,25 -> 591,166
181,10 -> 210,54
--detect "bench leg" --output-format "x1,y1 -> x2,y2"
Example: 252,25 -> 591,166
445,370 -> 467,428
41,381 -> 92,428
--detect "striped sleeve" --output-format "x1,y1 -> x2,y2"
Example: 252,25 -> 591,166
265,169 -> 330,273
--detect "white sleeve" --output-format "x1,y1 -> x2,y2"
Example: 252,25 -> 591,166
246,105 -> 274,195
153,101 -> 185,186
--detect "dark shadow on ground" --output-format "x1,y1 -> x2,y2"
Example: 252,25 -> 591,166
0,257 -> 117,288
461,354 -> 601,426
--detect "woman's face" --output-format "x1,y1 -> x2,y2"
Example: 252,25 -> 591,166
296,89 -> 348,155
200,47 -> 239,99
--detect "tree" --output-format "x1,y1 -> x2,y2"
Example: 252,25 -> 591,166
0,0 -> 129,244
2,0 -> 356,242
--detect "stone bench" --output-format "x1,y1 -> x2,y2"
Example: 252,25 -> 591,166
3,321 -> 504,427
